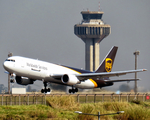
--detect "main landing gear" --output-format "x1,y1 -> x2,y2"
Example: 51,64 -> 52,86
69,86 -> 78,94
41,82 -> 51,93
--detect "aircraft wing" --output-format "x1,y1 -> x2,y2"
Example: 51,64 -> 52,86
76,69 -> 146,81
50,69 -> 146,82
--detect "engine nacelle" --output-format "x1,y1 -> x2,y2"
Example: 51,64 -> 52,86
16,76 -> 34,85
61,74 -> 80,85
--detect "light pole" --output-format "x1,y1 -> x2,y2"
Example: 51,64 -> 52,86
133,51 -> 139,94
8,52 -> 13,94
75,111 -> 124,120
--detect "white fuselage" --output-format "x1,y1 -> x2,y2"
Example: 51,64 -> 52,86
3,56 -> 97,89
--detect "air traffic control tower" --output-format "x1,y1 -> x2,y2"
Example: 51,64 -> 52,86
74,11 -> 111,71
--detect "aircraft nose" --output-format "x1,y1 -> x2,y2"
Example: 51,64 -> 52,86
3,60 -> 15,73
3,61 -> 11,71
3,61 -> 8,70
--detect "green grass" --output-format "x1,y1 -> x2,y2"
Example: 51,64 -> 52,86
0,96 -> 150,120
0,104 -> 57,119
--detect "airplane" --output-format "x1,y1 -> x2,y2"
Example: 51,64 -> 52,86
3,46 -> 147,93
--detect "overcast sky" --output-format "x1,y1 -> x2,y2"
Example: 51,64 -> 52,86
0,0 -> 150,92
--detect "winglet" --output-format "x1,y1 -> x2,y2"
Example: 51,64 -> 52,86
143,69 -> 147,71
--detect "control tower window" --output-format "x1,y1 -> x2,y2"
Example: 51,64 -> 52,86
99,27 -> 101,35
84,27 -> 86,35
94,27 -> 96,35
104,28 -> 110,35
89,27 -> 92,35
82,14 -> 103,20
86,27 -> 88,35
96,27 -> 99,35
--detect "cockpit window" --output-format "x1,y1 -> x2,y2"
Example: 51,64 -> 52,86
5,59 -> 15,62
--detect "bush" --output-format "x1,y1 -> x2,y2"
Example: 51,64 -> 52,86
0,98 -> 150,120
46,96 -> 79,110
131,99 -> 142,105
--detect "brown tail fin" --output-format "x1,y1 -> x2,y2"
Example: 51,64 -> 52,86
95,46 -> 118,73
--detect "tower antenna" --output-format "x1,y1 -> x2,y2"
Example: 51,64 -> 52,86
99,2 -> 100,11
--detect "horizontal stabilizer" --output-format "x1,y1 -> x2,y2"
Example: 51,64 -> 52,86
104,78 -> 140,83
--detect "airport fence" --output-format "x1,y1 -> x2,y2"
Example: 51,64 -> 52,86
0,93 -> 150,105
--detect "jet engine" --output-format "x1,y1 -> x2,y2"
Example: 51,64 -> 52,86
16,76 -> 34,85
61,74 -> 80,85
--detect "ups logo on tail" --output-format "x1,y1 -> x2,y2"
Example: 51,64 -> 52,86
105,58 -> 113,72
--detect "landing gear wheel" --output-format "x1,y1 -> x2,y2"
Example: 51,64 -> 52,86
72,89 -> 75,94
68,87 -> 78,94
41,89 -> 44,93
47,88 -> 51,92
41,82 -> 51,93
69,89 -> 72,93
75,88 -> 78,92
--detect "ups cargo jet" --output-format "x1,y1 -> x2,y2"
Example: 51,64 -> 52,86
3,46 -> 146,93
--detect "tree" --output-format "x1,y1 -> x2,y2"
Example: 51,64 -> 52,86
0,84 -> 8,93
119,84 -> 131,92
26,86 -> 31,92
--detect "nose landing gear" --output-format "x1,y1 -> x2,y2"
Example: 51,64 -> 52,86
41,82 -> 51,93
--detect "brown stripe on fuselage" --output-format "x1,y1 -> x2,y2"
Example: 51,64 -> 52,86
60,65 -> 92,74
